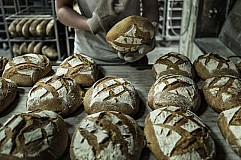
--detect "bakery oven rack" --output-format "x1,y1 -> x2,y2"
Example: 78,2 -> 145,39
0,0 -> 65,62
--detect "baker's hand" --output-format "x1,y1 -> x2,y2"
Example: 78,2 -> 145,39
87,0 -> 130,34
118,37 -> 156,62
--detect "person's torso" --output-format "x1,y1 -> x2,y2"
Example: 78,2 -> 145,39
74,0 -> 141,63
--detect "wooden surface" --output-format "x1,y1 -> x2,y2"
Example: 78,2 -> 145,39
0,64 -> 240,160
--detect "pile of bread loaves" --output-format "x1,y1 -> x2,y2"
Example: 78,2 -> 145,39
8,18 -> 57,59
1,15 -> 241,159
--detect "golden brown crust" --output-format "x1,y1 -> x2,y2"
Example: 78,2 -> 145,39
147,74 -> 201,112
29,19 -> 42,37
144,107 -> 215,160
70,111 -> 144,160
203,75 -> 241,113
0,78 -> 17,114
56,53 -> 99,87
27,75 -> 83,117
2,54 -> 52,87
194,53 -> 239,80
106,15 -> 155,53
152,52 -> 195,80
0,56 -> 8,76
0,110 -> 68,160
83,76 -> 140,116
218,107 -> 241,156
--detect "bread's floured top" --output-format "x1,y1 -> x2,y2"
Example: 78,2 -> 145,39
0,110 -> 61,158
89,77 -> 138,109
148,106 -> 215,159
71,111 -> 143,159
153,52 -> 194,79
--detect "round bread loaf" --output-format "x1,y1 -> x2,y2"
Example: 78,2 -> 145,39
16,18 -> 28,37
144,106 -> 216,160
147,74 -> 201,112
194,53 -> 239,80
0,78 -> 17,114
22,19 -> 34,37
56,53 -> 99,87
41,44 -> 58,60
203,75 -> 241,113
0,110 -> 68,160
27,75 -> 83,117
70,111 -> 145,160
2,53 -> 52,87
0,56 -> 8,76
152,52 -> 195,80
106,15 -> 155,53
83,76 -> 140,116
218,106 -> 241,157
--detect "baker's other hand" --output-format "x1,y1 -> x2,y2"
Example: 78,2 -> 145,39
87,0 -> 130,34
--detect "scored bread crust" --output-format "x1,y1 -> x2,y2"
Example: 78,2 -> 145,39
83,76 -> 140,116
27,75 -> 83,117
147,74 -> 201,112
144,106 -> 216,160
56,53 -> 99,87
152,52 -> 195,80
0,110 -> 68,160
218,106 -> 241,157
2,54 -> 52,87
70,111 -> 144,160
106,15 -> 155,53
194,53 -> 239,80
203,75 -> 241,113
0,78 -> 17,114
0,56 -> 8,76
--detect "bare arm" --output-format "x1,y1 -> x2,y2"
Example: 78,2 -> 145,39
142,0 -> 159,23
55,0 -> 90,31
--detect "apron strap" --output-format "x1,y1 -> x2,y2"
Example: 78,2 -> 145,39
76,0 -> 92,18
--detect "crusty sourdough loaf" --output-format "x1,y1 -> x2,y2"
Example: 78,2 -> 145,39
203,75 -> 241,113
70,111 -> 145,160
83,76 -> 140,116
147,74 -> 201,112
0,56 -> 8,76
218,106 -> 241,157
2,53 -> 52,87
194,53 -> 239,80
22,19 -> 34,37
152,52 -> 195,80
0,77 -> 17,114
106,15 -> 155,53
56,53 -> 99,87
0,110 -> 68,160
144,106 -> 216,160
36,19 -> 50,37
27,75 -> 84,117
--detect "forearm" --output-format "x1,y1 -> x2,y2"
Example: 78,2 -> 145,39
55,0 -> 90,31
142,0 -> 159,23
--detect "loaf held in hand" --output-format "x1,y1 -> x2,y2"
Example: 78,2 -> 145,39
84,76 -> 140,116
70,111 -> 144,160
2,53 -> 52,86
144,106 -> 216,160
0,110 -> 68,160
106,15 -> 155,53
27,75 -> 84,117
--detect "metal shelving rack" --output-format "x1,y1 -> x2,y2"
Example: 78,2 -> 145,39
158,0 -> 183,41
0,0 -> 65,61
